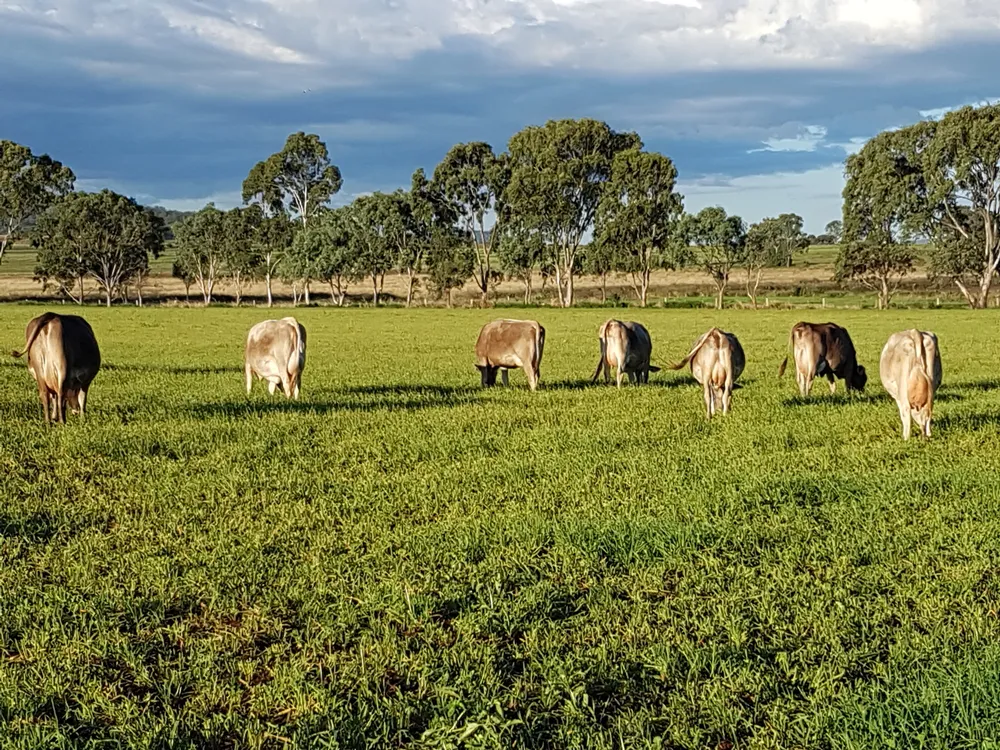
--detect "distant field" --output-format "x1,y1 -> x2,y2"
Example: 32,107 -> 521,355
2,306 -> 1000,747
1,243 -> 951,309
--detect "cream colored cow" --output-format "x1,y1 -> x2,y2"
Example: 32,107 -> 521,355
670,328 -> 745,419
245,317 -> 307,399
879,329 -> 942,439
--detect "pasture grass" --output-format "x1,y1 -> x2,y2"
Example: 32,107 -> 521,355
2,305 -> 1000,748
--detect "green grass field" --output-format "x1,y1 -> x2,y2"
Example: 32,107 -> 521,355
2,305 -> 1000,748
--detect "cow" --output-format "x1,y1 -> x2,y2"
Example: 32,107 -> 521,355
670,328 -> 745,419
12,312 -> 101,424
778,322 -> 867,397
474,319 -> 545,391
245,317 -> 306,400
591,319 -> 659,388
879,329 -> 942,440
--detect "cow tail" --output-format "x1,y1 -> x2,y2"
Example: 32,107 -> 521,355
534,324 -> 545,380
910,329 -> 927,371
670,329 -> 712,371
591,324 -> 607,382
287,322 -> 304,377
778,326 -> 795,377
12,312 -> 57,358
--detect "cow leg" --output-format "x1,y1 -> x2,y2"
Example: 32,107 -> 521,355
55,389 -> 66,424
704,383 -> 713,419
616,368 -> 624,389
38,383 -> 52,424
292,373 -> 301,401
77,387 -> 88,419
280,373 -> 293,400
603,361 -> 611,384
898,401 -> 912,440
245,363 -> 254,395
501,368 -> 509,387
525,366 -> 538,392
827,373 -> 837,395
722,385 -> 732,415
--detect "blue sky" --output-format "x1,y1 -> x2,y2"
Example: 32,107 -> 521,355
2,0 -> 998,233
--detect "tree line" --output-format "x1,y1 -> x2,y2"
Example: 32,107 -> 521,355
7,105 -> 998,309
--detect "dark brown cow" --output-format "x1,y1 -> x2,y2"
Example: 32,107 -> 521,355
474,319 -> 545,391
778,321 -> 867,397
12,312 -> 101,424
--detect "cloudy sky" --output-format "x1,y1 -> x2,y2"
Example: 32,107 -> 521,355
2,0 -> 998,232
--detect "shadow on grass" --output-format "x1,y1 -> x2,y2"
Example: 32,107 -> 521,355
950,379 -> 1000,393
104,363 -> 244,376
782,392 -> 893,408
936,410 -> 1000,432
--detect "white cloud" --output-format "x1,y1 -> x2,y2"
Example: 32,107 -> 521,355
680,163 -> 846,231
3,0 -> 999,91
750,125 -> 828,153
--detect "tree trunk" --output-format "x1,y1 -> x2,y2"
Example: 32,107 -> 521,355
105,289 -> 112,307
600,273 -> 607,304
447,288 -> 454,308
406,270 -> 416,308
562,269 -> 574,308
266,271 -> 273,307
77,275 -> 85,305
304,282 -> 311,306
372,274 -> 379,306
715,281 -> 726,310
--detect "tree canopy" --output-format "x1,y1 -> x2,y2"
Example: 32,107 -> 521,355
506,118 -> 641,307
683,207 -> 747,309
1,140 -> 75,266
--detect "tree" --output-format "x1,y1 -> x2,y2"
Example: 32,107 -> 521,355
172,260 -> 194,304
292,207 -> 355,306
425,229 -> 473,307
173,204 -> 227,304
684,207 -> 747,309
431,143 -> 507,306
0,141 -> 75,267
497,222 -> 545,304
581,240 -> 617,304
346,194 -> 396,305
250,211 -> 294,307
594,148 -> 686,307
844,104 -> 1000,308
745,214 -> 809,307
835,240 -> 915,310
383,177 -> 433,308
506,119 -> 641,307
219,208 -> 261,306
242,132 -> 343,227
825,220 -> 843,244
32,190 -> 164,307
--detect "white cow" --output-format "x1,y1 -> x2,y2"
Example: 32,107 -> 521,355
879,329 -> 942,439
245,317 -> 307,400
670,328 -> 745,419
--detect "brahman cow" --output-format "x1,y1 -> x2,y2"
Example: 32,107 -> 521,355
474,319 -> 545,391
670,328 -> 745,419
591,319 -> 659,387
778,321 -> 867,397
245,317 -> 307,400
12,312 -> 101,424
880,329 -> 942,440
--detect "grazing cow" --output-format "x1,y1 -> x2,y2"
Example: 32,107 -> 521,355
670,328 -> 745,418
880,329 -> 942,440
778,322 -> 867,397
591,319 -> 659,387
474,319 -> 545,391
245,317 -> 307,400
12,312 -> 101,424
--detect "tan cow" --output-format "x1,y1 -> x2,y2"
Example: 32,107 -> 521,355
670,328 -> 745,419
880,329 -> 942,440
245,317 -> 306,400
778,322 -> 867,397
474,319 -> 545,391
12,312 -> 101,424
591,319 -> 659,388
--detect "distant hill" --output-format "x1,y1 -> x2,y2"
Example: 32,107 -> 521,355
147,206 -> 196,239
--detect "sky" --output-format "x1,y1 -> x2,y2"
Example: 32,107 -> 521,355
1,0 -> 999,233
